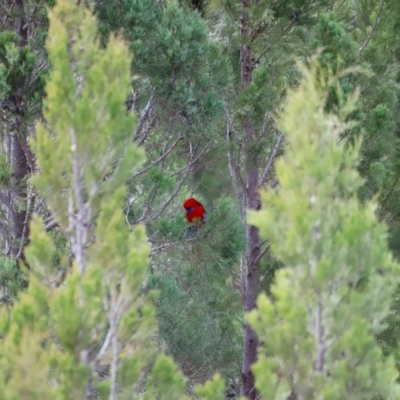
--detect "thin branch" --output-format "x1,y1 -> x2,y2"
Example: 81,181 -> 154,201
133,93 -> 155,141
132,134 -> 182,179
109,303 -> 119,400
141,161 -> 192,224
359,0 -> 385,54
136,115 -> 156,147
259,108 -> 272,139
136,186 -> 159,223
253,1 -> 311,65
95,325 -> 113,363
226,112 -> 241,206
378,174 -> 400,219
259,133 -> 284,187
15,188 -> 35,259
137,136 -> 208,224
69,127 -> 90,277
253,21 -> 294,65
315,298 -> 325,373
253,242 -> 270,267
168,136 -> 217,178
235,163 -> 247,193
239,256 -> 245,301
187,360 -> 212,380
150,240 -> 180,257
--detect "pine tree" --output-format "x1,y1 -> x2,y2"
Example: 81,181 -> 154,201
206,1 -> 400,396
0,0 -> 51,300
146,198 -> 245,385
247,57 -> 400,399
93,0 -> 245,387
0,0 -> 50,256
0,1 -> 187,398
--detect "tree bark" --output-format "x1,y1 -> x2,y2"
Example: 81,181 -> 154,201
8,133 -> 28,257
11,0 -> 29,258
4,0 -> 30,258
240,1 -> 262,398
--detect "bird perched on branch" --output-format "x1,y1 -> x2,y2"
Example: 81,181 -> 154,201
183,197 -> 206,227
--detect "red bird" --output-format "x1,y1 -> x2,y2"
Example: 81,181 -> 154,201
183,197 -> 206,226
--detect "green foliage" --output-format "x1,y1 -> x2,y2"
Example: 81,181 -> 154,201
92,1 -> 244,390
31,2 -> 144,227
313,13 -> 358,68
0,275 -> 57,400
0,153 -> 11,186
94,0 -> 235,258
235,65 -> 277,134
194,374 -> 227,399
147,198 -> 244,382
0,31 -> 40,97
0,255 -> 26,301
96,0 -> 231,134
144,355 -> 188,400
3,0 -> 400,398
247,59 -> 400,398
0,0 -> 51,110
0,1 -> 191,398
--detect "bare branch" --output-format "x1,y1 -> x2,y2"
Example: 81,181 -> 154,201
259,133 -> 284,187
239,256 -> 245,301
133,93 -> 155,141
168,136 -> 214,178
136,116 -> 156,147
136,135 -> 213,225
15,188 -> 35,259
95,325 -> 113,363
378,174 -> 400,220
235,163 -> 247,193
315,298 -> 325,373
70,128 -> 90,276
133,134 -> 182,179
110,318 -> 118,400
136,186 -> 159,223
141,162 -> 191,224
259,108 -> 272,139
44,220 -> 58,232
150,240 -> 180,257
226,112 -> 241,208
359,0 -> 385,54
252,242 -> 270,267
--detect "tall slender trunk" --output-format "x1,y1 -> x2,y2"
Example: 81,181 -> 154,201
8,133 -> 28,257
240,1 -> 262,398
7,0 -> 29,258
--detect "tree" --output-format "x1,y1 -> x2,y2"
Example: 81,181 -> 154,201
0,1 -> 185,398
0,2 -> 240,399
247,58 -> 400,399
0,0 -> 51,302
206,1 -> 400,396
0,0 -> 50,257
93,0 -> 246,387
2,0 -> 400,397
146,198 -> 245,385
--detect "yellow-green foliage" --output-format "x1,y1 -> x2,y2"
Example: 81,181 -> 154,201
0,0 -> 187,398
247,59 -> 400,399
31,0 -> 144,229
194,374 -> 231,399
0,276 -> 56,400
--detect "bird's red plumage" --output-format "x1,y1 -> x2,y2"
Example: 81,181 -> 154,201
183,197 -> 206,224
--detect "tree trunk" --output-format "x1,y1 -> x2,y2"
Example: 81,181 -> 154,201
7,134 -> 28,257
240,1 -> 262,398
7,0 -> 29,258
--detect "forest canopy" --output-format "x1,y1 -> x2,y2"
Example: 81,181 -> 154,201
0,0 -> 400,399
